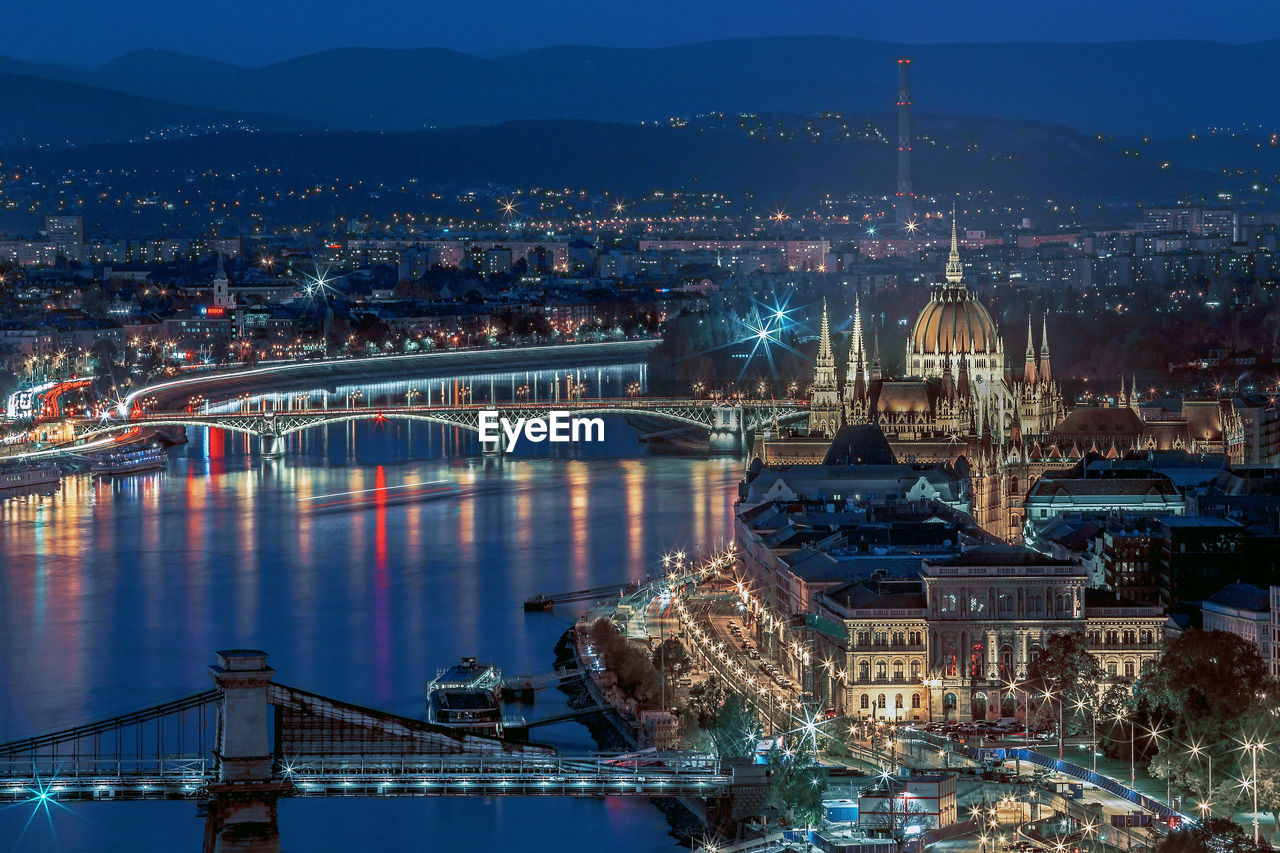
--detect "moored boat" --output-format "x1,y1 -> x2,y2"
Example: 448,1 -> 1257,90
0,464 -> 61,493
426,657 -> 507,736
91,447 -> 168,477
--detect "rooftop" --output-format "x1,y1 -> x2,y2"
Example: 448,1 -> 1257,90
1204,581 -> 1270,613
927,545 -> 1076,569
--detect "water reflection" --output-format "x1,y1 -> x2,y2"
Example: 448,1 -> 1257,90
0,425 -> 737,851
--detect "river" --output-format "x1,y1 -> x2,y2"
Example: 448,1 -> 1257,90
0,413 -> 741,851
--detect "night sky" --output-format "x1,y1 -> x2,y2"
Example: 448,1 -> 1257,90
10,0 -> 1280,67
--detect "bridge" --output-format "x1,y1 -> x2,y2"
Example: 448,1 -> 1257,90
0,650 -> 764,852
65,398 -> 808,456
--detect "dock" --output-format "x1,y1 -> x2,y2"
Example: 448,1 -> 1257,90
524,582 -> 638,611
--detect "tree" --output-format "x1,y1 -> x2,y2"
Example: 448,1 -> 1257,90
1026,631 -> 1107,737
686,677 -> 727,727
697,693 -> 760,760
764,734 -> 827,827
651,637 -> 692,681
1130,631 -> 1277,807
1132,630 -> 1271,745
586,617 -> 662,706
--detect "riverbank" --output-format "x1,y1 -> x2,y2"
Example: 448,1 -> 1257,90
555,625 -> 706,844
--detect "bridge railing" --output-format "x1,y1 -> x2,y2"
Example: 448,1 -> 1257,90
79,397 -> 806,420
277,751 -> 723,778
277,752 -> 732,797
0,756 -> 211,782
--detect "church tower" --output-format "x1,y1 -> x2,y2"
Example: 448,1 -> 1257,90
843,296 -> 871,423
212,252 -> 234,310
808,299 -> 841,438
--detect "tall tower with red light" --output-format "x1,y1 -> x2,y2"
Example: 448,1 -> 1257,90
895,57 -> 914,233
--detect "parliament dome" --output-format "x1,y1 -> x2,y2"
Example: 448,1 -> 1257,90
909,288 -> 1000,355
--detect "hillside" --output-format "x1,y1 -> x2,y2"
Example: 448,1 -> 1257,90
1,37 -> 1277,136
0,72 -> 313,146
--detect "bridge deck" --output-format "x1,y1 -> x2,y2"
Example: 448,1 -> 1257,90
0,752 -> 731,802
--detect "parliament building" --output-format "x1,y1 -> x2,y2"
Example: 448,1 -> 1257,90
755,214 -> 1243,543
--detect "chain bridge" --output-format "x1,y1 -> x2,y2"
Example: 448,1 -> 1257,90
0,651 -> 766,852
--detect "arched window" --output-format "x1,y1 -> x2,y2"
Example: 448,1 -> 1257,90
857,631 -> 871,645
1124,660 -> 1136,679
860,694 -> 870,709
877,694 -> 887,709
876,661 -> 887,681
911,693 -> 921,709
1139,630 -> 1151,644
859,661 -> 870,682
944,650 -> 957,677
910,661 -> 921,681
893,660 -> 905,681
969,643 -> 985,678
892,632 -> 905,646
943,692 -> 957,711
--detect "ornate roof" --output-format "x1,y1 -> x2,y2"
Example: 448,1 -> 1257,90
908,209 -> 1001,357
909,291 -> 1000,355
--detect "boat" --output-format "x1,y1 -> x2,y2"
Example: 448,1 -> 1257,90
91,446 -> 168,477
0,464 -> 61,493
299,480 -> 460,512
426,658 -> 507,736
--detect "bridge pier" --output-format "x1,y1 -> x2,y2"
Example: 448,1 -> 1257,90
203,651 -> 281,853
706,758 -> 771,841
259,434 -> 284,458
201,785 -> 283,853
708,404 -> 745,453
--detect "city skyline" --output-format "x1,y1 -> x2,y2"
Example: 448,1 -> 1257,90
2,11 -> 1280,853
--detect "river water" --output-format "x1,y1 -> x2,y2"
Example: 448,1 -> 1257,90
0,409 -> 741,851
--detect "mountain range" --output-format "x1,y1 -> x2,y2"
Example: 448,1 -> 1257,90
1,37 -> 1276,139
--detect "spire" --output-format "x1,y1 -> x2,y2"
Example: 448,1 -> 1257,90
1023,313 -> 1037,385
817,298 -> 833,364
1118,374 -> 1127,407
957,351 -> 970,398
1038,311 -> 1052,384
808,299 -> 841,438
945,203 -> 963,285
850,295 -> 866,379
845,295 -> 868,403
1131,373 -> 1139,411
215,250 -> 227,281
871,325 -> 882,381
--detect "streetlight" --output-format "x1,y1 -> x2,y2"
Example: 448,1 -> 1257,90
1241,739 -> 1267,845
1188,740 -> 1213,802
1041,688 -> 1064,761
1113,712 -> 1135,789
1073,696 -> 1098,773
1006,680 -> 1027,774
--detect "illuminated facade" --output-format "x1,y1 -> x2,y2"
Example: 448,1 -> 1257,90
816,547 -> 1166,721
